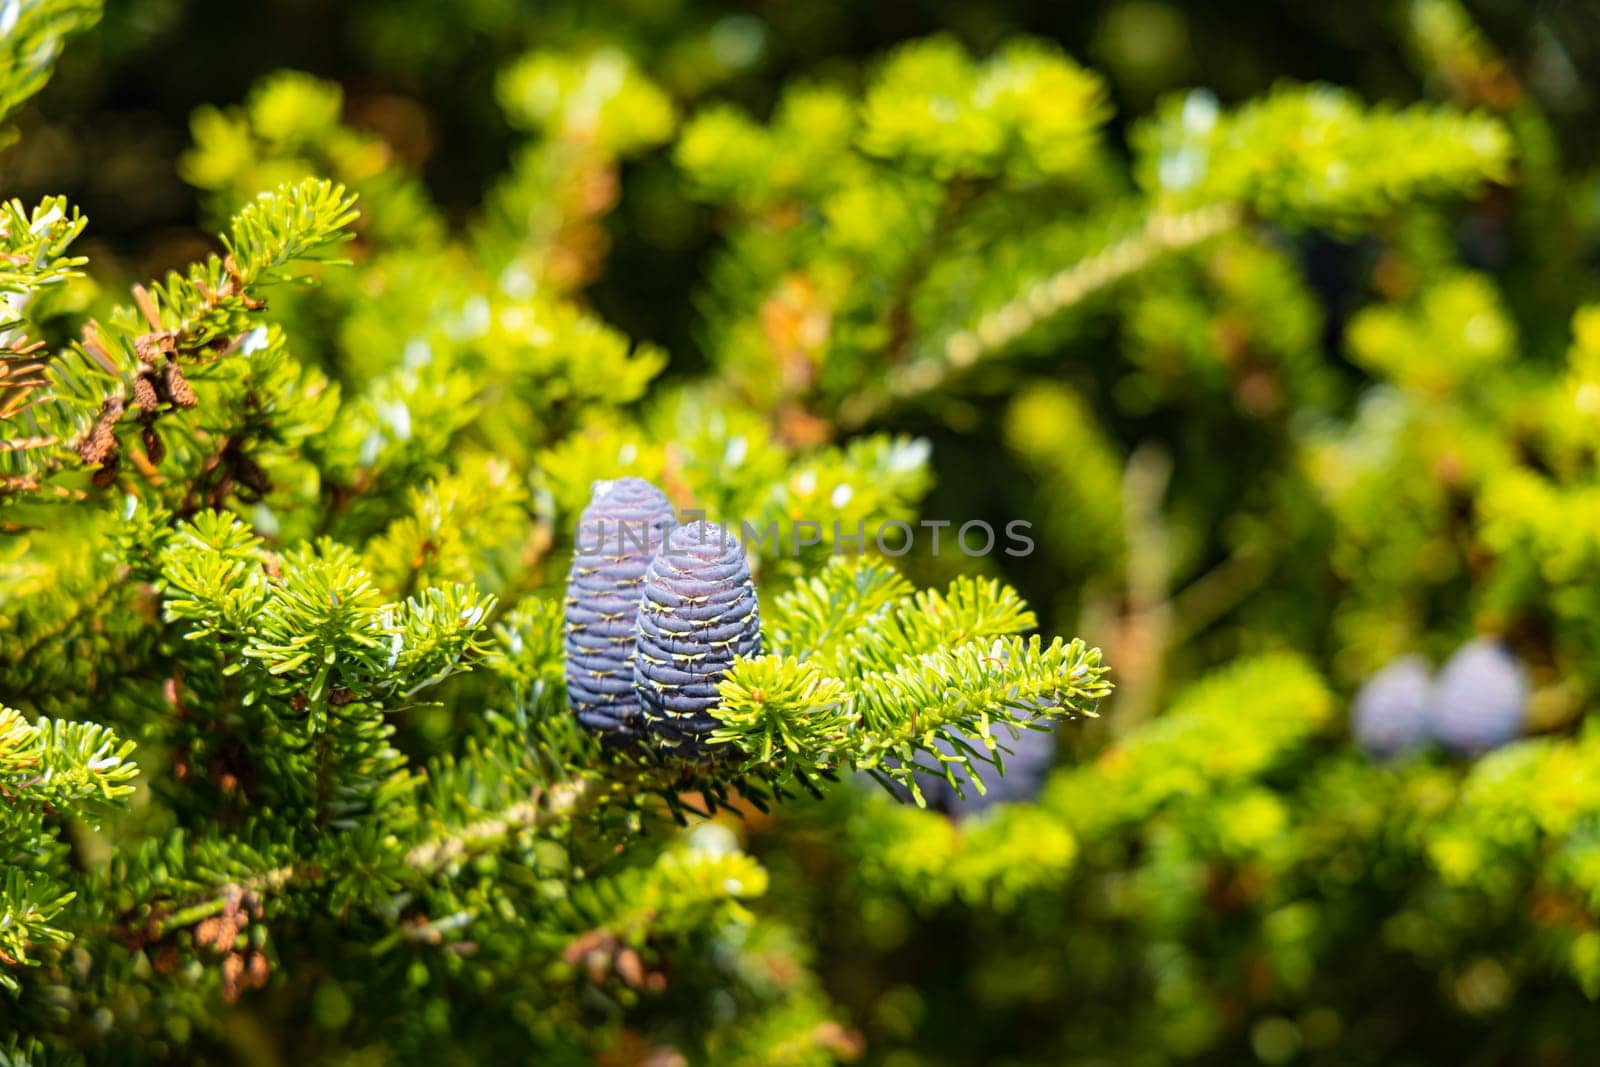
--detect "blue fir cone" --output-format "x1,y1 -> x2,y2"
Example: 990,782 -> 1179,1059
1426,638 -> 1529,756
633,520 -> 762,756
563,477 -> 677,740
1352,654 -> 1433,760
920,721 -> 1058,818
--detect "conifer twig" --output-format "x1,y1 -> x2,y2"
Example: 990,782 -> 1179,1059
843,202 -> 1242,429
405,775 -> 608,873
129,776 -> 618,945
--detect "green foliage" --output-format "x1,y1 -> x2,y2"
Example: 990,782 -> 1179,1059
0,177 -> 356,500
0,707 -> 136,992
674,31 -> 1511,454
1346,271 -> 1514,395
713,560 -> 1110,796
844,792 -> 1078,908
0,197 -> 86,314
0,195 -> 87,438
184,70 -> 445,248
496,48 -> 676,153
5,2 -> 1600,1063
1134,84 -> 1513,231
856,37 -> 1107,181
480,48 -> 677,296
1002,383 -> 1125,586
1047,654 -> 1333,836
0,0 -> 99,138
0,26 -> 1112,1062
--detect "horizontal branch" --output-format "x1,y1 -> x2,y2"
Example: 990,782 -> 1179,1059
405,775 -> 606,874
131,775 -> 614,946
842,201 -> 1241,428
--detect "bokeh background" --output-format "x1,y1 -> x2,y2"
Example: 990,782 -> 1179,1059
14,0 -> 1598,367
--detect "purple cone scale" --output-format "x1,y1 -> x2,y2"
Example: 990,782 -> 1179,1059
563,478 -> 677,739
1426,638 -> 1529,756
633,521 -> 761,754
1352,654 -> 1432,760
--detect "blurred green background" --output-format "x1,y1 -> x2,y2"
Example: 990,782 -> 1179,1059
13,0 -> 1596,367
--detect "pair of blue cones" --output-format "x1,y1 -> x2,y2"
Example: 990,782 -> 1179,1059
1354,638 -> 1530,760
563,477 -> 762,755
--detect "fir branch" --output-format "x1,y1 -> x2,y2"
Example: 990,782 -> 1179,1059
405,775 -> 607,875
763,556 -> 914,660
0,710 -> 138,813
0,869 -> 75,991
0,179 -> 359,501
0,707 -> 137,991
0,196 -> 88,311
848,202 -> 1240,426
1134,83 -> 1513,230
559,841 -> 768,947
713,564 -> 1112,801
112,769 -> 639,956
0,196 -> 88,456
112,177 -> 358,358
0,0 -> 101,133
